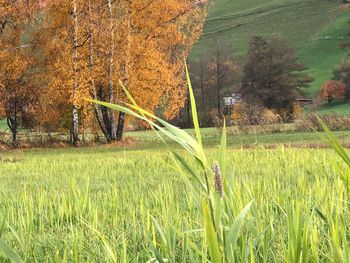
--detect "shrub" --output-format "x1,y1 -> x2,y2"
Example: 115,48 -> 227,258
292,102 -> 303,120
209,108 -> 224,128
231,102 -> 282,126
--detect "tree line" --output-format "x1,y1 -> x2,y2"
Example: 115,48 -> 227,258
0,0 -> 208,146
2,0 -> 349,146
186,36 -> 314,127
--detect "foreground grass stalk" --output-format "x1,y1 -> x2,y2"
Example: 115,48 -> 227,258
0,238 -> 24,263
317,117 -> 350,198
88,64 -> 253,262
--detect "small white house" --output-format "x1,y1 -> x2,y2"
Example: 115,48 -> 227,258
223,93 -> 242,115
223,93 -> 242,106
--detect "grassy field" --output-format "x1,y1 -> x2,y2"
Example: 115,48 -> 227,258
194,0 -> 344,55
191,0 -> 350,114
0,137 -> 350,261
1,123 -> 350,149
124,127 -> 350,150
316,101 -> 350,115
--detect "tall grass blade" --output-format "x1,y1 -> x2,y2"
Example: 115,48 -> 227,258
317,116 -> 350,166
171,151 -> 206,193
0,238 -> 24,263
185,62 -> 202,148
81,220 -> 118,263
219,120 -> 227,176
202,200 -> 222,263
226,201 -> 253,250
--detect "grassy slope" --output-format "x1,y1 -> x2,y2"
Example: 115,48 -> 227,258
191,0 -> 350,113
0,119 -> 7,131
193,0 -> 344,56
300,7 -> 350,95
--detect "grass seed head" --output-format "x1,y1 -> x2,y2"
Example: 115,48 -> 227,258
213,161 -> 223,198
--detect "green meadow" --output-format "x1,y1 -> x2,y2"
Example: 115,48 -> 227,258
0,129 -> 350,261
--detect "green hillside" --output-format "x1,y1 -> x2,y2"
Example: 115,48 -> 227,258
191,0 -> 350,113
299,7 -> 350,95
0,119 -> 7,131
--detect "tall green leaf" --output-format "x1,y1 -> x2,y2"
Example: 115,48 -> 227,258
0,238 -> 24,263
202,200 -> 222,263
185,62 -> 202,148
226,201 -> 253,251
219,120 -> 227,177
317,116 -> 350,166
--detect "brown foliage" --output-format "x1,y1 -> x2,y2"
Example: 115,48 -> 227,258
318,80 -> 346,104
231,103 -> 282,126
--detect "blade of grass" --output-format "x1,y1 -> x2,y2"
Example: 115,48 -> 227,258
81,220 -> 118,263
219,119 -> 227,177
316,116 -> 350,166
226,201 -> 253,250
185,62 -> 202,148
0,238 -> 24,263
202,199 -> 222,263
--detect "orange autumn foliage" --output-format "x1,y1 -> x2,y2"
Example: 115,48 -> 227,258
0,2 -> 41,143
318,80 -> 346,104
38,0 -> 208,139
0,0 -> 209,143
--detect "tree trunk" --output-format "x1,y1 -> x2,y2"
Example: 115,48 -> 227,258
12,129 -> 17,144
7,116 -> 17,144
216,56 -> 221,113
200,60 -> 205,107
71,0 -> 80,146
200,59 -> 205,126
108,0 -> 116,140
71,106 -> 79,146
116,112 -> 125,140
87,0 -> 112,142
116,1 -> 131,141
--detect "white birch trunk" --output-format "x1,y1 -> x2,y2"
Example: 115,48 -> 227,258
71,0 -> 80,146
108,0 -> 116,140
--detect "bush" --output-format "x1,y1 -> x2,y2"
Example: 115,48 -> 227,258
209,108 -> 224,128
231,103 -> 282,126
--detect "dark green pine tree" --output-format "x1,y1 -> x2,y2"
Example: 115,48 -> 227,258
240,36 -> 313,115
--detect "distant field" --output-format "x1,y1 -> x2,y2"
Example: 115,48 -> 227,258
1,124 -> 350,149
124,127 -> 350,150
1,127 -> 350,152
315,101 -> 350,115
